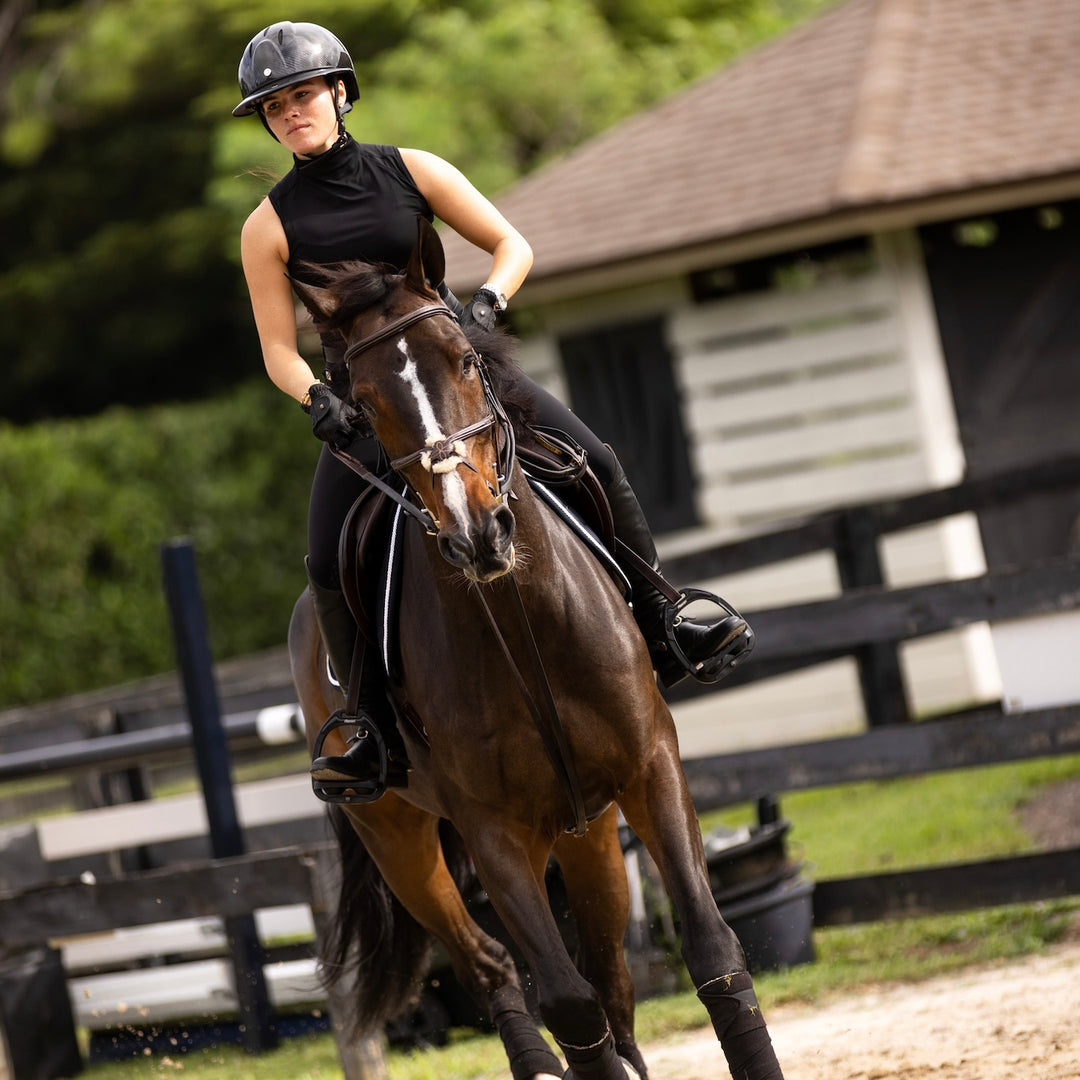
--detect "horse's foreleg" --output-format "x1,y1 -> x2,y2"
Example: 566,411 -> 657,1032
618,742 -> 785,1080
346,801 -> 562,1080
464,820 -> 633,1080
554,806 -> 647,1080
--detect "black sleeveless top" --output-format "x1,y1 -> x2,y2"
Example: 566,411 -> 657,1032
268,138 -> 434,380
268,138 -> 432,285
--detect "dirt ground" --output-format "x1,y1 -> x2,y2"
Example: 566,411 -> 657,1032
639,777 -> 1080,1079
642,942 -> 1080,1078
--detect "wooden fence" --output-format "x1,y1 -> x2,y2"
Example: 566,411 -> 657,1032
666,453 -> 1080,922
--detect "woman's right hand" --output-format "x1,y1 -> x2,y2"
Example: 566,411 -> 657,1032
306,383 -> 364,450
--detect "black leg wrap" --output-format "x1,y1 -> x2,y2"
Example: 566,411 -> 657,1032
558,1027 -> 627,1080
614,1038 -> 648,1080
697,972 -> 784,1080
491,985 -> 562,1080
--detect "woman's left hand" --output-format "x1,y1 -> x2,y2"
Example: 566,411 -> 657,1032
460,289 -> 499,332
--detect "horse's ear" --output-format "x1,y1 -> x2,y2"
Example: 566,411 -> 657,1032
405,216 -> 445,297
289,275 -> 338,323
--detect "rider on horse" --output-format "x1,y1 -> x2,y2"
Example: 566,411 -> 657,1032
234,21 -> 754,803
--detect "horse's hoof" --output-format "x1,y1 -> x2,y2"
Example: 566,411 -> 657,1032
561,1060 -> 641,1080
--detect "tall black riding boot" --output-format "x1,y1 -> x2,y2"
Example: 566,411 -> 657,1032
305,560 -> 408,803
604,457 -> 754,689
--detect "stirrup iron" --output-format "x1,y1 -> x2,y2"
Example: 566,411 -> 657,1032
664,587 -> 754,683
310,709 -> 407,805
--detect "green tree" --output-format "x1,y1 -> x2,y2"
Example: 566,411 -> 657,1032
0,0 -> 837,423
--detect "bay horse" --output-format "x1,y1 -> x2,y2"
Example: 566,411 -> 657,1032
288,218 -> 785,1080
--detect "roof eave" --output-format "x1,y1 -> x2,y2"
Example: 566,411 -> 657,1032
514,171 -> 1080,306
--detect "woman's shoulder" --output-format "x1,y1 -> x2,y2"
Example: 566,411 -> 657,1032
240,197 -> 287,260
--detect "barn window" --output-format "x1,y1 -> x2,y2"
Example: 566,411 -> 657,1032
558,318 -> 698,534
689,236 -> 873,301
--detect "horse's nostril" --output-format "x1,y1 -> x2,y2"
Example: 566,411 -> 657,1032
494,504 -> 516,545
438,529 -> 474,568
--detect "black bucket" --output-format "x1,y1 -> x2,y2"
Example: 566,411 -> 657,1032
705,820 -> 792,903
720,873 -> 815,973
704,820 -> 815,972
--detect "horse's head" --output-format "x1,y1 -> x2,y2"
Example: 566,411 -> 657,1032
292,218 -> 517,582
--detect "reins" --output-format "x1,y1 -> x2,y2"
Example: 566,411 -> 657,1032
473,579 -> 589,837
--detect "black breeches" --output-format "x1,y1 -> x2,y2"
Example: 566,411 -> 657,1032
305,374 -> 616,590
306,438 -> 385,590
527,380 -> 617,486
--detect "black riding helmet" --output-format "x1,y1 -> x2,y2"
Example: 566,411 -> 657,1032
233,21 -> 359,120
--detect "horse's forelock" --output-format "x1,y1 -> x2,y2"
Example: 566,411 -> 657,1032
294,259 -> 396,335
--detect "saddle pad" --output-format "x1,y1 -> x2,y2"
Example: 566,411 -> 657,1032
527,477 -> 633,602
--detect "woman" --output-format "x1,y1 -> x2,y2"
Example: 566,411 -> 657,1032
235,22 -> 752,802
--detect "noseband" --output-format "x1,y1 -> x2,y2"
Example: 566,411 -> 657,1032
333,302 -> 517,533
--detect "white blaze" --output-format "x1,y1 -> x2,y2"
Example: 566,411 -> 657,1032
397,340 -> 471,527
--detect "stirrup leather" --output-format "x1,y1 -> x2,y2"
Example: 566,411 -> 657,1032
310,708 -> 408,805
663,587 -> 754,683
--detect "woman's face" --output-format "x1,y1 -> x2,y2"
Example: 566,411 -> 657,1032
259,78 -> 345,157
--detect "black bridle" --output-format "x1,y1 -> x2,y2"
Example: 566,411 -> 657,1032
333,302 -> 517,534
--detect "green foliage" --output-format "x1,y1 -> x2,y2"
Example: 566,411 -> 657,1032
0,380 -> 319,706
0,0 -> 839,422
0,0 -> 840,703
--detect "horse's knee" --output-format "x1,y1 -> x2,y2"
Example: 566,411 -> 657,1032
680,908 -> 746,987
539,981 -> 608,1051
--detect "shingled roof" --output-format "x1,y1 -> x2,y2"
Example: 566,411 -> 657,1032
443,0 -> 1080,290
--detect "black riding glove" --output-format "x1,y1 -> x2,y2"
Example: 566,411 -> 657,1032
304,383 -> 363,451
460,288 -> 501,333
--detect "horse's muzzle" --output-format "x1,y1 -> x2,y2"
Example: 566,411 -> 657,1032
437,502 -> 516,581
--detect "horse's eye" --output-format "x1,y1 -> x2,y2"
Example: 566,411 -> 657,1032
462,351 -> 477,375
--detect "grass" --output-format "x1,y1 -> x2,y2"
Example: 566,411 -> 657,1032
698,753 -> 1080,878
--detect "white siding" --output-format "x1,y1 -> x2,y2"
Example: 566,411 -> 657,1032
531,230 -> 1001,757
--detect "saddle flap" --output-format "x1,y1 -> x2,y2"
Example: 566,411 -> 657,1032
338,482 -> 396,645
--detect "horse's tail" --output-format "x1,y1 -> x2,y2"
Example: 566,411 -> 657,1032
320,806 -> 473,1033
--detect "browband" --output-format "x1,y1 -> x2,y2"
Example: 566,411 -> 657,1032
342,304 -> 456,365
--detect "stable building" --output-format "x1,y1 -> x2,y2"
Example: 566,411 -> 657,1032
444,0 -> 1080,752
